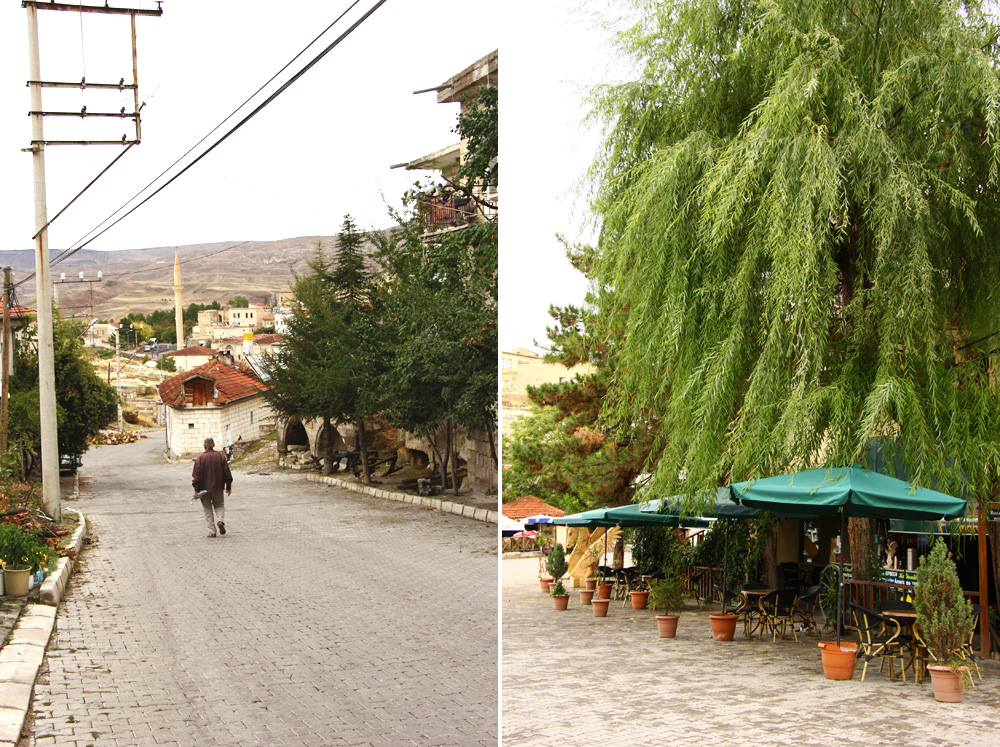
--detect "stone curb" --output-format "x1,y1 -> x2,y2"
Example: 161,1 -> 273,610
305,474 -> 498,524
39,508 -> 87,607
0,604 -> 56,745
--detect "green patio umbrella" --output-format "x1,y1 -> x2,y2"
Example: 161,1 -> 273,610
730,463 -> 967,645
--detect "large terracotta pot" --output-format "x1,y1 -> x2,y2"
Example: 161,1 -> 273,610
579,589 -> 595,606
539,577 -> 553,592
709,613 -> 739,641
818,641 -> 858,680
592,598 -> 611,617
630,591 -> 650,610
928,666 -> 965,702
656,614 -> 679,638
585,578 -> 599,591
597,583 -> 614,600
553,594 -> 570,611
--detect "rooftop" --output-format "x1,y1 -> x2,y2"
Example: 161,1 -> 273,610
158,359 -> 270,407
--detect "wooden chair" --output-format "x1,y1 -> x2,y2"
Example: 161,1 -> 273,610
793,585 -> 820,635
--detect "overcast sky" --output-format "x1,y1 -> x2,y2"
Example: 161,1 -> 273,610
0,0 -> 627,354
0,1 -> 495,250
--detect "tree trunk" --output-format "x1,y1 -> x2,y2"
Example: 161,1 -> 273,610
357,420 -> 372,485
321,415 -> 334,475
440,426 -> 451,490
486,422 -> 498,468
448,419 -> 460,497
848,516 -> 877,581
761,530 -> 778,588
613,537 -> 625,569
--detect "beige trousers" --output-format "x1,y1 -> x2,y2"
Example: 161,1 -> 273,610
200,490 -> 226,534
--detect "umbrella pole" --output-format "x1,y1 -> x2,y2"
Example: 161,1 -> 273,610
836,509 -> 846,647
723,519 -> 729,614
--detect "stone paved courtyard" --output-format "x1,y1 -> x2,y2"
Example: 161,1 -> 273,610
502,556 -> 1000,747
21,435 -> 497,746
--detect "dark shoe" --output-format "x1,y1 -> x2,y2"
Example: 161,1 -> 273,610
217,521 -> 226,535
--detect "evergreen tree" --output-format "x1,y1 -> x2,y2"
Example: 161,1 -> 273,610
331,215 -> 368,309
262,220 -> 382,484
588,1 -> 1000,586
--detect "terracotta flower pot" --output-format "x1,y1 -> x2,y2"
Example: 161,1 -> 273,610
592,598 -> 611,617
818,641 -> 858,680
928,666 -> 965,702
579,589 -> 595,606
597,583 -> 614,600
709,613 -> 739,641
585,578 -> 598,591
656,614 -> 679,638
553,594 -> 570,611
540,577 -> 554,592
630,591 -> 650,609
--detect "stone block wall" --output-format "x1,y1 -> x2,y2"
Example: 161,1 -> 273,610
166,396 -> 276,458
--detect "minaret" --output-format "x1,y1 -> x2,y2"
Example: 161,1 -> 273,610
173,250 -> 184,349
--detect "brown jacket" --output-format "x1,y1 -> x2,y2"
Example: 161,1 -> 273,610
192,449 -> 233,492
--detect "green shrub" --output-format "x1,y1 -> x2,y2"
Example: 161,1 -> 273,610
546,543 -> 568,580
550,579 -> 567,596
0,524 -> 50,573
915,538 -> 973,665
648,577 -> 685,615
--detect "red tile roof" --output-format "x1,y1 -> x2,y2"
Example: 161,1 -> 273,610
502,495 -> 566,520
166,345 -> 216,357
253,333 -> 282,345
158,359 -> 270,407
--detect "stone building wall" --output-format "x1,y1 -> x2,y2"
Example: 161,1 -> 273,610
165,396 -> 275,458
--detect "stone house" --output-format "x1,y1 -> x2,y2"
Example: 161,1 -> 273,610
163,345 -> 217,373
157,359 -> 274,459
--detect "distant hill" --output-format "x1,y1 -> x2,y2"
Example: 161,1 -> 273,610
0,234 -> 360,319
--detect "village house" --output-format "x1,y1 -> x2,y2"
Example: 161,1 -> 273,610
212,333 -> 283,364
162,345 -> 217,373
157,359 -> 274,459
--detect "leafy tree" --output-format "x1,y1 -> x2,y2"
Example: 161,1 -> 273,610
370,214 -> 498,493
228,295 -> 249,308
156,356 -> 176,372
9,314 -> 117,467
261,217 -> 383,483
587,0 -> 1000,586
455,85 -> 498,190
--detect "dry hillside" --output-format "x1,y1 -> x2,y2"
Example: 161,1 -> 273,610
0,233 -> 375,319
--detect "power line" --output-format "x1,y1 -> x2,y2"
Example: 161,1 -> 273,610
47,0 -> 366,268
18,0 -> 385,288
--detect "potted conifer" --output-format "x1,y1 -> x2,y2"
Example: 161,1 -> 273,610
649,577 -> 684,638
915,538 -> 974,702
545,542 -> 569,609
550,579 -> 570,610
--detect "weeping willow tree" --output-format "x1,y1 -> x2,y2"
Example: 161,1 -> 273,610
590,0 -> 1000,584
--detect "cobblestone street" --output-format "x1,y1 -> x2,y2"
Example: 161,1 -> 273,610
23,436 -> 497,746
502,556 -> 1000,747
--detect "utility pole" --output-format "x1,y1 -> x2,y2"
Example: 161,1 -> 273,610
115,329 -> 123,432
53,271 -> 102,322
21,1 -> 162,521
1,268 -> 11,454
25,3 -> 60,520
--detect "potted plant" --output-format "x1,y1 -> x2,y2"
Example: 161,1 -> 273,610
648,577 -> 684,637
546,543 -> 568,587
0,524 -> 49,597
585,548 -> 600,591
550,579 -> 570,610
914,538 -> 974,702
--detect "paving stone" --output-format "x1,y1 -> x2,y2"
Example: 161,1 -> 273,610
8,628 -> 49,648
24,436 -> 496,746
0,646 -> 43,668
502,556 -> 1000,747
0,707 -> 22,744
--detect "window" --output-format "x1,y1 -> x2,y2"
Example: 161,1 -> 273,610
250,411 -> 254,424
502,358 -> 512,369
188,423 -> 194,429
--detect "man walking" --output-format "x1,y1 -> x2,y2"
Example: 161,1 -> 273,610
192,437 -> 232,538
